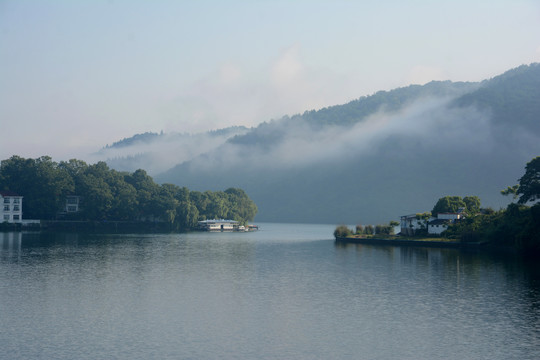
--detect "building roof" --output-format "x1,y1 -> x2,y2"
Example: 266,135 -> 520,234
429,219 -> 451,226
198,219 -> 239,224
0,190 -> 21,197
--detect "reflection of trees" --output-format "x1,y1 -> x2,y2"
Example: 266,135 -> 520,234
334,242 -> 396,259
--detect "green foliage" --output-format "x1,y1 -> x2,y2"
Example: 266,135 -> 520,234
431,196 -> 466,216
463,196 -> 481,215
0,155 -> 257,230
453,64 -> 540,134
334,225 -> 353,238
375,224 -> 394,235
431,195 -> 481,216
0,156 -> 74,219
443,157 -> 540,253
364,225 -> 374,235
517,156 -> 540,204
445,203 -> 540,252
355,224 -> 364,234
501,185 -> 519,200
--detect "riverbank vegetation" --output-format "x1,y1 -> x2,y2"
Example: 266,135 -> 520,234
335,156 -> 540,255
0,155 -> 257,230
445,156 -> 540,252
333,221 -> 399,239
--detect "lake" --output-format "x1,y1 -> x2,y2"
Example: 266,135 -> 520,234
1,223 -> 539,360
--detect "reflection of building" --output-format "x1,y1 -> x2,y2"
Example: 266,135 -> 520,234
0,232 -> 22,255
1,191 -> 23,223
57,196 -> 82,218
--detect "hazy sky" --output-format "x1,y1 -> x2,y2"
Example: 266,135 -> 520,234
1,0 -> 539,161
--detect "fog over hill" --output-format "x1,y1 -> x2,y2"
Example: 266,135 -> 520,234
103,64 -> 540,224
95,126 -> 250,174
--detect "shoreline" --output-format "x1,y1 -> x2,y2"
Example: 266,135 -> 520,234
334,236 -> 486,248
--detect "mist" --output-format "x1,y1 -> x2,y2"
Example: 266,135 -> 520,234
176,95 -> 493,173
97,93 -> 498,177
95,64 -> 540,224
91,128 -> 249,174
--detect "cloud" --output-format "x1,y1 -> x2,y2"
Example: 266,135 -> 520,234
160,45 -> 366,135
271,45 -> 304,86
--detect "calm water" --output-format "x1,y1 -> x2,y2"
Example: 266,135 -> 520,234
1,223 -> 539,360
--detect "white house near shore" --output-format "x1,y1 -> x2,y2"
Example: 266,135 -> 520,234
400,214 -> 426,236
1,191 -> 23,223
401,209 -> 465,235
65,195 -> 81,213
198,219 -> 240,231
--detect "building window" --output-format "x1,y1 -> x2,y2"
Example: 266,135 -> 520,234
13,205 -> 20,211
3,205 -> 9,211
3,215 -> 9,221
3,198 -> 9,204
13,215 -> 19,220
67,205 -> 77,212
13,198 -> 20,204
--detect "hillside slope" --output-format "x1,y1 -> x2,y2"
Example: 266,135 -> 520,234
155,64 -> 540,224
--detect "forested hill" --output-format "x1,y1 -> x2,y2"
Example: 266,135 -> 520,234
155,63 -> 540,224
96,126 -> 250,174
227,80 -> 477,147
240,80 -> 476,135
453,64 -> 540,133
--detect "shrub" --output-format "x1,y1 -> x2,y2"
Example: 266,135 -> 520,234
334,225 -> 353,238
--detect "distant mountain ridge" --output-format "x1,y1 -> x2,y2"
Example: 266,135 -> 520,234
111,63 -> 540,224
96,126 -> 250,174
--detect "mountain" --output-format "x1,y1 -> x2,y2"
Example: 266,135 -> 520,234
95,126 -> 250,174
149,64 -> 540,225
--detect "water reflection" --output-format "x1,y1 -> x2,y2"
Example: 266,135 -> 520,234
1,230 -> 539,359
334,241 -> 540,288
0,232 -> 22,260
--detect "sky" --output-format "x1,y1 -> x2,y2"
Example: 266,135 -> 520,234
1,0 -> 540,161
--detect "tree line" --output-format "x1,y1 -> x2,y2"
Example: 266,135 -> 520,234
0,156 -> 257,230
444,156 -> 540,253
333,221 -> 400,239
333,156 -> 540,254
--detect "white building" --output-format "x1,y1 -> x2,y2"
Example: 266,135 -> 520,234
1,191 -> 23,223
198,219 -> 239,231
400,214 -> 430,236
401,209 -> 465,236
427,211 -> 465,235
436,212 -> 464,220
65,195 -> 81,213
427,219 -> 451,235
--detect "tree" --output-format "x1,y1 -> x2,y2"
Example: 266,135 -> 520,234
0,155 -> 74,219
501,184 -> 519,200
517,156 -> 540,204
463,196 -> 481,215
224,188 -> 258,224
78,173 -> 113,220
125,169 -> 160,220
334,225 -> 353,238
364,225 -> 374,235
432,196 -> 466,216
